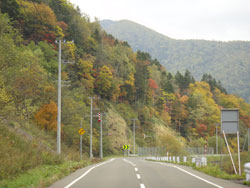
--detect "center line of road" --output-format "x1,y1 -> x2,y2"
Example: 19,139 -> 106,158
140,184 -> 146,188
64,158 -> 115,188
136,174 -> 141,179
135,167 -> 138,171
123,159 -> 136,166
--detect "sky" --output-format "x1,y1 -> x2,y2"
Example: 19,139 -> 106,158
70,0 -> 250,41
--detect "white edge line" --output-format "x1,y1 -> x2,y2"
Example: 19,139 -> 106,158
173,166 -> 224,188
64,158 -> 115,188
136,174 -> 141,179
140,184 -> 146,188
148,161 -> 224,188
135,168 -> 138,171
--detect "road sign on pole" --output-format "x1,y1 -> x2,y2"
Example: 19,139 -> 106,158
123,145 -> 130,150
221,109 -> 239,134
78,128 -> 85,135
221,108 -> 241,175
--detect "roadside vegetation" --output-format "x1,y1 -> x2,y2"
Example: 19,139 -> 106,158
0,0 -> 249,187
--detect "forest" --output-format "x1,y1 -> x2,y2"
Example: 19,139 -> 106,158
0,0 -> 250,183
101,19 -> 250,103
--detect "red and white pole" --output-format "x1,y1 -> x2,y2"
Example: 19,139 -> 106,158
98,112 -> 101,122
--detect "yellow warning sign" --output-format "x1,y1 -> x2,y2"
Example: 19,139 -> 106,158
78,128 -> 85,135
123,145 -> 130,150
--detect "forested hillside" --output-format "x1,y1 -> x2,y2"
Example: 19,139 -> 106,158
100,19 -> 250,102
0,0 -> 250,185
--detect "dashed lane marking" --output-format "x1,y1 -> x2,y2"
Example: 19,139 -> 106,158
140,184 -> 146,188
123,158 -> 136,167
136,174 -> 141,179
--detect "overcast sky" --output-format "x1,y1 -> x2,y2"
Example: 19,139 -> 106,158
70,0 -> 250,41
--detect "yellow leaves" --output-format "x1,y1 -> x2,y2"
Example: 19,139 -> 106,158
189,82 -> 212,98
125,72 -> 135,86
0,77 -> 11,108
18,0 -> 57,26
162,92 -> 176,101
95,66 -> 113,97
63,42 -> 76,61
179,95 -> 188,103
55,25 -> 64,39
34,100 -> 57,131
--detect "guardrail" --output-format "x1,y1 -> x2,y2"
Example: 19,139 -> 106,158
244,163 -> 250,181
147,156 -> 207,167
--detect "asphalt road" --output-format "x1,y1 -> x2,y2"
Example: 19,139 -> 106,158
49,158 -> 246,188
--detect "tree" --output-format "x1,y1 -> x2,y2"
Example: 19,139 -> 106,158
95,66 -> 113,98
35,100 -> 57,131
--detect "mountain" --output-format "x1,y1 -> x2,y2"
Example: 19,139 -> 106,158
100,19 -> 250,102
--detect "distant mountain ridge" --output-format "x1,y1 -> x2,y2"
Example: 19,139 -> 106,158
100,19 -> 250,102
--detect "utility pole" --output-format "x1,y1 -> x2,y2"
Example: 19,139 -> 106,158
216,124 -> 219,155
80,120 -> 83,161
56,39 -> 74,155
57,39 -> 62,155
131,119 -> 137,154
89,97 -> 99,159
89,97 -> 93,159
99,113 -> 103,159
248,128 -> 250,152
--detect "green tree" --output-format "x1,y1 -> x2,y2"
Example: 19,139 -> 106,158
95,66 -> 113,98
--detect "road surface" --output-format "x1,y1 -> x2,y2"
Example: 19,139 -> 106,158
49,158 -> 245,188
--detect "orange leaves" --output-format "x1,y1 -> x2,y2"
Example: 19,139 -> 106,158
34,100 -> 57,131
179,95 -> 188,103
196,124 -> 208,136
148,78 -> 158,90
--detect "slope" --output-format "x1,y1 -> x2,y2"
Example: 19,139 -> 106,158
100,19 -> 250,102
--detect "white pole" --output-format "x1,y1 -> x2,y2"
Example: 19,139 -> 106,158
223,131 -> 237,174
216,125 -> 218,155
57,40 -> 61,155
133,120 -> 135,154
80,121 -> 83,161
237,131 -> 241,175
90,97 -> 93,159
248,128 -> 250,152
100,114 -> 103,159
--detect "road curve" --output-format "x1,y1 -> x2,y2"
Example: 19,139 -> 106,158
49,158 -> 245,188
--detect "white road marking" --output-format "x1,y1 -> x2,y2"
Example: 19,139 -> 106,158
136,174 -> 141,179
123,158 -> 136,167
173,166 -> 224,188
64,158 -> 115,188
140,184 -> 146,188
135,167 -> 138,171
154,162 -> 224,188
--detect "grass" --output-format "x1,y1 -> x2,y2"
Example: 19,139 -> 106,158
147,157 -> 246,181
0,159 -> 95,188
193,165 -> 244,180
244,181 -> 250,186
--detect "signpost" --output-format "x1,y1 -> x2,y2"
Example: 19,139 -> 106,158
123,145 -> 130,156
78,128 -> 85,135
79,125 -> 85,161
221,109 -> 240,175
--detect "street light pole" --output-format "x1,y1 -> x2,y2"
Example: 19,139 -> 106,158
57,39 -> 62,155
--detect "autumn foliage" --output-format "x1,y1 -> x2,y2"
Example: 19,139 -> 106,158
35,100 -> 57,131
